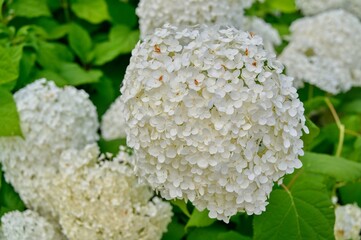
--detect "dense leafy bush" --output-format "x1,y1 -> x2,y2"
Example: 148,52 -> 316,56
0,0 -> 361,239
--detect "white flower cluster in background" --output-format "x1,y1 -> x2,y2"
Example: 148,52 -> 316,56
101,96 -> 127,140
296,0 -> 361,19
0,79 -> 99,218
136,0 -> 278,52
334,204 -> 361,240
121,25 -> 307,222
1,210 -> 64,240
280,10 -> 361,94
49,144 -> 172,240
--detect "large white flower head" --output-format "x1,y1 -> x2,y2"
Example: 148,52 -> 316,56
296,0 -> 361,19
136,0 -> 279,53
1,210 -> 65,240
121,24 -> 307,222
0,79 -> 99,218
334,204 -> 361,240
101,96 -> 127,140
49,144 -> 172,240
279,10 -> 361,94
243,17 -> 281,53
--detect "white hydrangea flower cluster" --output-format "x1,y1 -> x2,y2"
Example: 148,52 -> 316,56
280,10 -> 361,94
136,0 -> 277,53
121,25 -> 307,222
334,204 -> 361,240
1,210 -> 65,240
0,79 -> 99,218
49,144 -> 172,240
243,17 -> 281,53
101,96 -> 127,140
296,0 -> 361,19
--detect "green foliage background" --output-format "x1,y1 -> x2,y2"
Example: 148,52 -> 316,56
0,0 -> 360,239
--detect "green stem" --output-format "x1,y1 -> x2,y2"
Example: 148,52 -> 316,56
324,97 -> 344,157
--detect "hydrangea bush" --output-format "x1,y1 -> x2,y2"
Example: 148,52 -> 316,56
0,0 -> 360,240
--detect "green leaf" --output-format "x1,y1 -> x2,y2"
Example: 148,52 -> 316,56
301,152 -> 361,182
266,0 -> 297,13
0,0 -> 4,20
187,225 -> 227,240
15,49 -> 37,90
339,182 -> 361,207
0,88 -> 23,137
70,0 -> 109,24
254,179 -> 335,240
93,25 -> 139,65
0,46 -> 22,85
302,117 -> 320,150
185,208 -> 216,231
35,64 -> 102,87
10,0 -> 51,18
218,231 -> 251,240
98,138 -> 125,156
0,169 -> 25,217
343,99 -> 361,114
36,41 -> 74,70
88,76 -> 115,116
106,0 -> 137,27
34,18 -> 69,40
162,217 -> 186,240
171,199 -> 191,218
68,23 -> 93,63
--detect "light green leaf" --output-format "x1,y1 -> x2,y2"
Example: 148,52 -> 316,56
0,46 -> 22,85
171,199 -> 191,217
58,63 -> 102,86
301,152 -> 361,182
185,208 -> 216,231
68,23 -> 93,63
254,179 -> 335,240
0,88 -> 22,137
267,0 -> 297,13
10,0 -> 51,18
93,25 -> 139,65
70,0 -> 109,24
98,138 -> 125,156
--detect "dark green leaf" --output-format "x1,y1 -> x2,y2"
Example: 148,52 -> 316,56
98,138 -> 125,156
0,168 -> 26,216
106,0 -> 137,27
70,0 -> 109,24
254,179 -> 335,240
218,231 -> 251,240
68,23 -> 93,63
162,217 -> 186,240
0,46 -> 22,85
9,0 -> 51,18
34,18 -> 69,40
0,88 -> 23,137
187,225 -> 227,240
302,117 -> 320,150
301,152 -> 361,182
339,182 -> 361,207
36,41 -> 74,70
